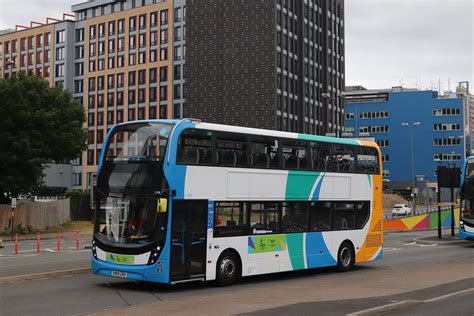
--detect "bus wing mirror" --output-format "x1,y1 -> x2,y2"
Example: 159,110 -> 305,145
157,198 -> 168,213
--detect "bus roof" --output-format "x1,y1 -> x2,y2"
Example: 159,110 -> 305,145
111,119 -> 379,148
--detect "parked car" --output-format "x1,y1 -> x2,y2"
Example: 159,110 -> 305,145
391,204 -> 412,216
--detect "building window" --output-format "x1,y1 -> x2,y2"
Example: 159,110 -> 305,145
118,19 -> 125,33
138,70 -> 146,85
56,30 -> 65,43
89,25 -> 96,39
129,16 -> 136,31
98,59 -> 105,70
129,53 -> 136,66
75,28 -> 84,42
160,86 -> 167,101
75,45 -> 84,59
159,66 -> 167,81
433,138 -> 461,146
128,71 -> 136,86
359,125 -> 389,134
87,150 -> 94,166
139,33 -> 146,47
89,78 -> 96,92
149,49 -> 157,62
117,73 -> 124,88
108,57 -> 115,69
108,21 -> 115,35
433,108 -> 461,116
99,23 -> 105,38
174,46 -> 182,60
174,65 -> 181,80
55,64 -> 64,77
174,7 -> 183,22
149,68 -> 157,83
376,140 -> 389,147
89,43 -> 96,57
139,52 -> 146,64
98,41 -> 105,55
160,29 -> 168,44
149,87 -> 157,102
174,84 -> 181,99
129,35 -> 136,49
151,12 -> 158,27
433,123 -> 461,131
75,63 -> 84,76
139,14 -> 147,29
56,47 -> 64,61
434,153 -> 461,161
108,39 -> 115,53
359,111 -> 389,119
160,48 -> 167,61
45,33 -> 51,46
160,9 -> 168,25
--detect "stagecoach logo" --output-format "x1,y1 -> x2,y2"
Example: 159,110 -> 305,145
106,253 -> 135,265
248,235 -> 287,254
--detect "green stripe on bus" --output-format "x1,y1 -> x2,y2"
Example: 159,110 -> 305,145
287,234 -> 305,270
285,171 -> 320,200
298,134 -> 360,145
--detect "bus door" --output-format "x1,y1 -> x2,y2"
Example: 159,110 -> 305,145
170,200 -> 208,281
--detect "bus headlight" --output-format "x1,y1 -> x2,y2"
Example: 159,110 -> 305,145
148,248 -> 161,265
460,221 -> 465,231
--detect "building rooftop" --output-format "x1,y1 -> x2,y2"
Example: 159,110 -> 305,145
345,86 -> 418,96
71,0 -> 117,12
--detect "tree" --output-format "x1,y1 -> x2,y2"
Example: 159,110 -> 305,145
0,74 -> 86,202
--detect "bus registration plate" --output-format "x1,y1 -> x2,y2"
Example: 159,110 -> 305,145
111,271 -> 128,278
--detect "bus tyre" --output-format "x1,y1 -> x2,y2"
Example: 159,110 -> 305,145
336,242 -> 355,272
216,250 -> 241,287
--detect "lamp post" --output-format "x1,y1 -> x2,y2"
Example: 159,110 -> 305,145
402,122 -> 421,212
322,92 -> 345,137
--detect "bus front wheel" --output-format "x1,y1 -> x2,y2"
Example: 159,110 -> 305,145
336,241 -> 355,272
216,250 -> 241,286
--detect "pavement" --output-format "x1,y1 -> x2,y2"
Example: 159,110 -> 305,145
0,229 -> 473,315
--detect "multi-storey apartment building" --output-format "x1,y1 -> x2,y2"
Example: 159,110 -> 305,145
70,0 -> 175,188
184,0 -> 345,135
344,86 -> 466,182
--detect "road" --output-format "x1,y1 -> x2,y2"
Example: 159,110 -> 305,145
0,236 -> 91,278
0,230 -> 473,315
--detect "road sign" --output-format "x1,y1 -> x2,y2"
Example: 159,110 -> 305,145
11,198 -> 17,209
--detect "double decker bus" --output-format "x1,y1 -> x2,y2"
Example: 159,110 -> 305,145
460,156 -> 474,240
92,119 -> 383,286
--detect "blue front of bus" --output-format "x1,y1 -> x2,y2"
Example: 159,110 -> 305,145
460,157 -> 474,240
91,120 -> 178,283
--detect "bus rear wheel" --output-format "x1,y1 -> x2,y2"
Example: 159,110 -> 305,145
216,250 -> 241,286
336,242 -> 355,272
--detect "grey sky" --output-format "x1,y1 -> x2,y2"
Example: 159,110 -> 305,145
0,0 -> 473,92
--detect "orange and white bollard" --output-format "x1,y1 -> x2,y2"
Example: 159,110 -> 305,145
57,230 -> 61,251
14,233 -> 19,255
36,232 -> 41,254
76,231 -> 80,251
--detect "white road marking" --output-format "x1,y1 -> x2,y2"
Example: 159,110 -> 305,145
383,247 -> 401,252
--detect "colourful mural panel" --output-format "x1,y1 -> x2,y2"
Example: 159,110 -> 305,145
384,209 -> 460,231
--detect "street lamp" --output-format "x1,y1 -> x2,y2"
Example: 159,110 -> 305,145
402,121 -> 421,212
322,92 -> 345,137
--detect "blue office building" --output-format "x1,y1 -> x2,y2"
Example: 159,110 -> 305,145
344,86 -> 466,182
